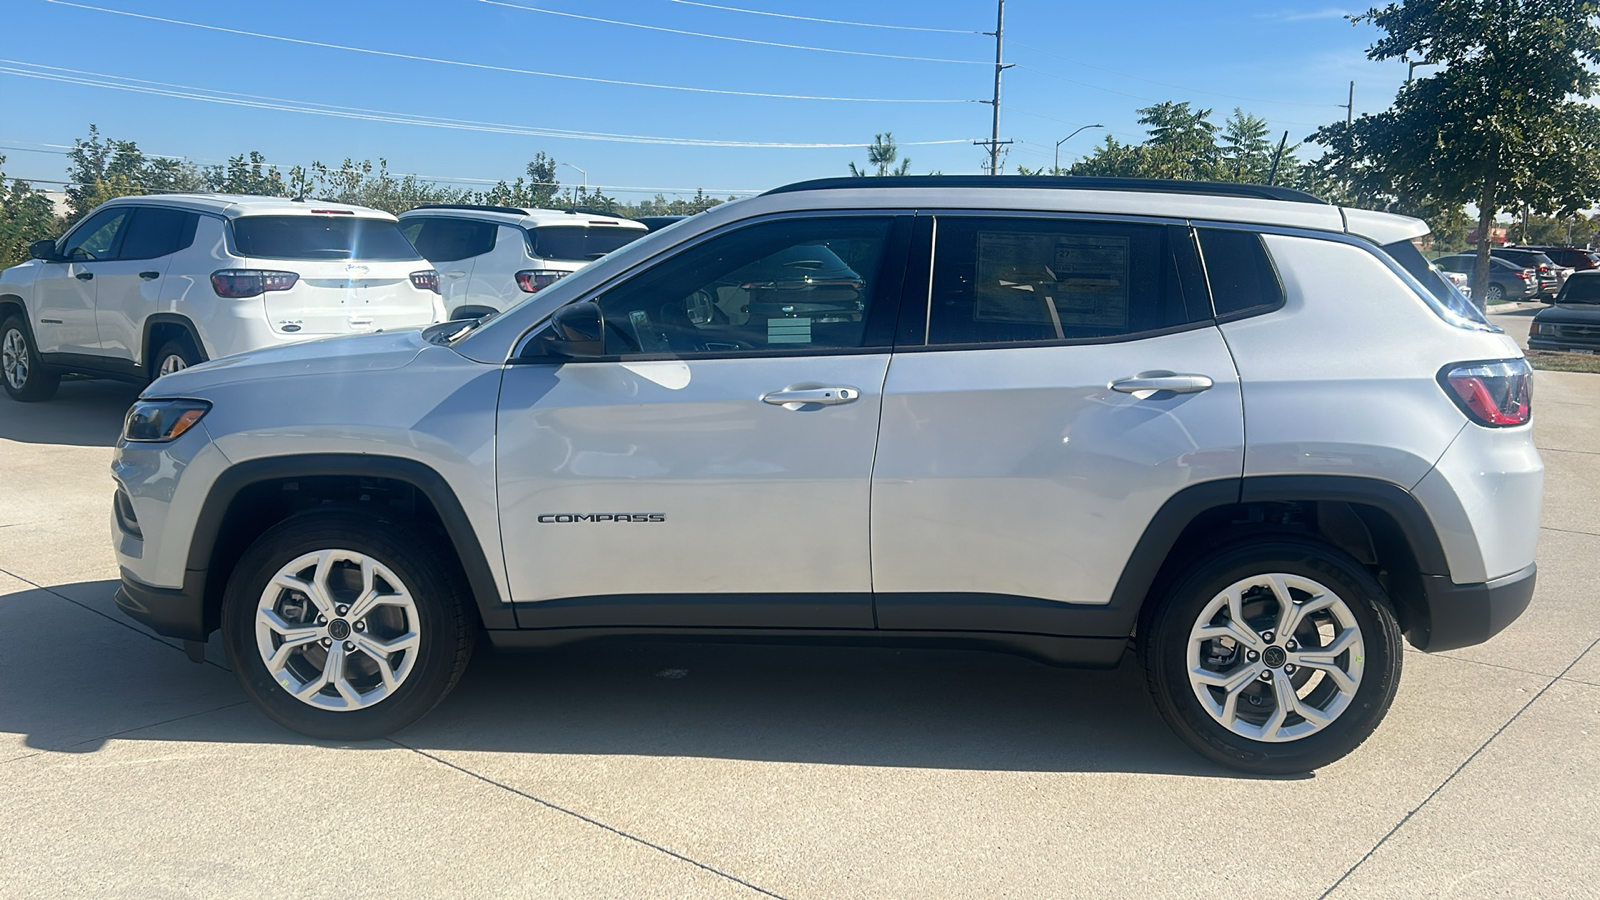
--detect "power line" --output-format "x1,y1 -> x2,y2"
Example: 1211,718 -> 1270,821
0,60 -> 979,149
663,0 -> 980,34
44,1 -> 970,103
480,0 -> 986,64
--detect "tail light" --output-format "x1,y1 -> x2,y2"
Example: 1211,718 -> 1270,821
516,269 -> 569,293
1440,359 -> 1532,427
1517,271 -> 1534,281
410,270 -> 441,293
211,269 -> 298,298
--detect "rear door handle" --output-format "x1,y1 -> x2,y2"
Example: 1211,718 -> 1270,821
761,386 -> 861,409
75,271 -> 94,281
1111,373 -> 1214,395
444,271 -> 469,278
139,271 -> 160,280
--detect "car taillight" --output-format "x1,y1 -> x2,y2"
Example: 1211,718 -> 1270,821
516,269 -> 568,293
211,269 -> 298,298
410,270 -> 440,293
1517,271 -> 1533,280
1440,359 -> 1532,427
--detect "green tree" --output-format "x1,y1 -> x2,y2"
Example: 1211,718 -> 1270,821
1220,109 -> 1273,183
849,133 -> 912,177
1138,102 -> 1220,179
0,155 -> 64,269
207,151 -> 288,196
1310,0 -> 1600,306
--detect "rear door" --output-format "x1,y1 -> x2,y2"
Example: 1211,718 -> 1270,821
464,225 -> 539,312
870,214 -> 1244,632
496,214 -> 910,627
93,206 -> 198,363
33,207 -> 130,355
231,213 -> 437,336
399,216 -> 495,316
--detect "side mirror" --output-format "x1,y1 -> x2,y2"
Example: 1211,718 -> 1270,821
529,301 -> 605,359
28,239 -> 65,262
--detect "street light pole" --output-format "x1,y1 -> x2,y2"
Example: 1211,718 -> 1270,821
560,162 -> 587,197
1054,124 -> 1103,173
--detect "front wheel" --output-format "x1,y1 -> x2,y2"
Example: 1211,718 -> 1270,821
2,316 -> 61,402
1140,538 -> 1402,774
221,511 -> 475,740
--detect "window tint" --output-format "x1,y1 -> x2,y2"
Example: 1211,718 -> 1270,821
529,226 -> 644,261
925,217 -> 1199,346
62,208 -> 131,261
231,216 -> 420,261
401,217 -> 497,262
119,208 -> 199,260
593,217 -> 895,356
1382,239 -> 1486,326
1197,228 -> 1284,318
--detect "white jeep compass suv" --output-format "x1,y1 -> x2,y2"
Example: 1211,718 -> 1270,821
398,204 -> 647,320
110,177 -> 1541,773
1,194 -> 444,401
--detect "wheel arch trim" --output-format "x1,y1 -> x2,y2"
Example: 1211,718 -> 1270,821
141,313 -> 209,370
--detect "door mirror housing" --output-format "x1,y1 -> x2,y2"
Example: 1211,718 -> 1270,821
28,239 -> 65,262
528,301 -> 605,359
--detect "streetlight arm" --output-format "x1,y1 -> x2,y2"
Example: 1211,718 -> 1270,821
1054,124 -> 1103,173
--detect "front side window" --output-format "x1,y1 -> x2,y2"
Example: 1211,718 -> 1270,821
925,217 -> 1201,346
528,225 -> 645,262
119,207 -> 200,261
401,217 -> 497,262
231,216 -> 420,261
593,217 -> 896,356
62,208 -> 131,261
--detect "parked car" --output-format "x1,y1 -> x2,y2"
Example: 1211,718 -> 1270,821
1491,247 -> 1568,297
398,205 -> 647,319
0,195 -> 444,402
1529,269 -> 1600,354
1432,264 -> 1471,297
1508,245 -> 1600,272
112,175 -> 1540,775
1434,253 -> 1539,301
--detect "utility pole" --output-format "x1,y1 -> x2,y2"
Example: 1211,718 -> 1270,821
1346,81 -> 1354,125
975,0 -> 1013,175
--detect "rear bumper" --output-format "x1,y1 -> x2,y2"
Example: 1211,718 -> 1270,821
115,567 -> 210,642
1414,563 -> 1536,652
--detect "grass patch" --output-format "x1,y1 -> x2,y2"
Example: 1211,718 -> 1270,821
1526,349 -> 1600,374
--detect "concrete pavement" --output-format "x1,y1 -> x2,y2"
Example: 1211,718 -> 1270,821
1,372 -> 1596,899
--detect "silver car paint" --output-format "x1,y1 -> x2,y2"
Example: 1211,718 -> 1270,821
1411,421 -> 1544,583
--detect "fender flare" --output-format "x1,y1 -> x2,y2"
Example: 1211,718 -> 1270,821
141,313 -> 209,370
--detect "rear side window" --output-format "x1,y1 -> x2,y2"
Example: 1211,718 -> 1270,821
528,226 -> 644,261
924,217 -> 1204,346
119,208 -> 199,260
1197,228 -> 1284,319
400,217 -> 497,262
231,216 -> 420,261
1380,239 -> 1488,326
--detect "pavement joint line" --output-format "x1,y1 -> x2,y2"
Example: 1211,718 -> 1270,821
1540,525 -> 1600,538
1428,650 -> 1569,682
0,565 -> 232,674
0,700 -> 253,769
389,739 -> 792,900
1538,446 -> 1600,457
1316,633 -> 1600,900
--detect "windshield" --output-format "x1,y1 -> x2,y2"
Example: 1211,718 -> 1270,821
232,216 -> 420,261
1560,276 -> 1600,303
527,225 -> 644,261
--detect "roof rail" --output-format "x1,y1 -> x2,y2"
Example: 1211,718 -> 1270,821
764,175 -> 1328,205
408,203 -> 530,215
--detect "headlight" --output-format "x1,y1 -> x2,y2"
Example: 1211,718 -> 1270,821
123,400 -> 211,443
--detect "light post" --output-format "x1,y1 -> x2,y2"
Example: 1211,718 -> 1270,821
1055,125 -> 1103,173
560,163 -> 588,198
1406,60 -> 1437,83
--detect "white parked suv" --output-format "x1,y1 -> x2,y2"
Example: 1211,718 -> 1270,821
110,176 -> 1541,773
0,194 -> 444,401
397,205 -> 646,319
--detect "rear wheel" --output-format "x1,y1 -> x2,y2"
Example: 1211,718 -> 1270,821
221,511 -> 475,740
1,316 -> 60,402
1486,282 -> 1506,302
1140,538 -> 1402,774
149,338 -> 202,382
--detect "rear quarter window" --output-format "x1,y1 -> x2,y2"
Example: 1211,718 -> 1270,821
232,216 -> 420,261
1196,228 -> 1285,319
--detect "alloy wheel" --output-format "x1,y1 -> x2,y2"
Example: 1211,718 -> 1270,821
2,328 -> 28,390
255,549 -> 422,711
1186,573 -> 1365,743
158,353 -> 189,376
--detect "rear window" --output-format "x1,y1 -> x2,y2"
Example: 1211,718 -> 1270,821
400,217 -> 497,262
232,216 -> 420,261
526,225 -> 644,261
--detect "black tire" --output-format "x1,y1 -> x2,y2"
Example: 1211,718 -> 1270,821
1,315 -> 61,402
1139,538 -> 1403,775
1486,282 -> 1506,302
148,338 -> 203,382
221,510 -> 475,740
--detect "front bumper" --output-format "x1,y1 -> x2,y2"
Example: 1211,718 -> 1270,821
1414,563 -> 1536,652
115,567 -> 211,642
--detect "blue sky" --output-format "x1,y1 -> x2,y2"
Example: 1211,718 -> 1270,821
0,1 -> 1407,200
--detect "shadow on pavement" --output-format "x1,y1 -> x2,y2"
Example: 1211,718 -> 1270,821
1,580 -> 1256,778
0,379 -> 140,447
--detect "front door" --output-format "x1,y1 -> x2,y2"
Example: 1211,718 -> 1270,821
496,214 -> 910,629
870,215 -> 1246,632
33,206 -> 130,356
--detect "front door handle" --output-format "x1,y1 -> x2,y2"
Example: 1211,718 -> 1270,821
1111,373 -> 1214,395
761,386 -> 861,409
139,271 -> 160,280
75,271 -> 94,281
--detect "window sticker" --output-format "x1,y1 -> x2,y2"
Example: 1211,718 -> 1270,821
767,317 -> 813,344
974,232 -> 1131,332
